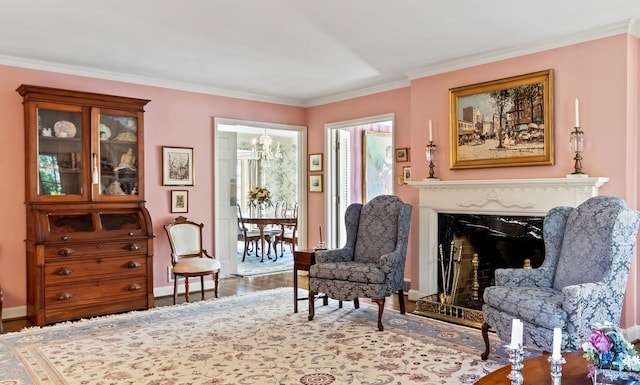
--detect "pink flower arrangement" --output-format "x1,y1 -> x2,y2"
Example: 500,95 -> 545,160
248,186 -> 272,208
582,322 -> 640,374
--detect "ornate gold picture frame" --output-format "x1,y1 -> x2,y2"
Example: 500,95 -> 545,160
449,69 -> 554,169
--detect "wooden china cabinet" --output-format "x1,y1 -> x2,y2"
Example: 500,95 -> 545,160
17,85 -> 154,326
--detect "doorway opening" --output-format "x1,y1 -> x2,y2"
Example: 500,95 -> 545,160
325,113 -> 394,248
213,118 -> 307,276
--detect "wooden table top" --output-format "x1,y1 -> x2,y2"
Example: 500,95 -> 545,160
474,351 -> 591,385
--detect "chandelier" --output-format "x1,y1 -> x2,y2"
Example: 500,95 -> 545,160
250,129 -> 283,162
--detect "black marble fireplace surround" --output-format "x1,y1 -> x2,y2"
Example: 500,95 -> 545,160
437,213 -> 545,312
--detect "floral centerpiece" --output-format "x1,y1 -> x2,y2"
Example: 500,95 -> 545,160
248,186 -> 272,209
582,322 -> 640,384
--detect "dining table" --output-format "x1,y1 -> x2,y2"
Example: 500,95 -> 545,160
242,216 -> 298,262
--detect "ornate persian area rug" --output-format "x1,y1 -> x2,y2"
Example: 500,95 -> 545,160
1,288 -> 515,385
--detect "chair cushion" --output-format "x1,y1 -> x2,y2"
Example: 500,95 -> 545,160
309,262 -> 386,284
173,257 -> 221,274
483,286 -> 566,329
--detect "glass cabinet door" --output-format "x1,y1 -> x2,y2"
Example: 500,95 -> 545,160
37,107 -> 84,197
97,112 -> 140,197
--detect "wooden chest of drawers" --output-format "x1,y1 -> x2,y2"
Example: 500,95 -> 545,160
26,203 -> 154,326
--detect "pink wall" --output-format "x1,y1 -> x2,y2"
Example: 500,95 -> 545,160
305,87 -> 414,263
0,66 -> 306,312
406,34 -> 640,327
1,32 -> 639,328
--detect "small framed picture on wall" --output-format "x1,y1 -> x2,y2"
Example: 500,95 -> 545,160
309,153 -> 323,172
395,148 -> 409,162
162,146 -> 194,186
309,174 -> 323,192
402,166 -> 411,182
171,190 -> 189,213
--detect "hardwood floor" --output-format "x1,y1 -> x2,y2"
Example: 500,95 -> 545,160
1,271 -> 415,334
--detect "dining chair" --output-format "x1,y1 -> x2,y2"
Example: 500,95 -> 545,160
265,201 -> 286,241
275,202 -> 298,257
237,204 -> 272,261
164,216 -> 221,304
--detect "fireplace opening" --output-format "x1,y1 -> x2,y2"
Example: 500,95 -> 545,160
415,213 -> 545,327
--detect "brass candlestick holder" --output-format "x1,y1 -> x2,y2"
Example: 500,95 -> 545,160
426,141 -> 437,179
569,126 -> 584,175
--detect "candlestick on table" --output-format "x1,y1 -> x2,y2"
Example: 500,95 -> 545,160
319,225 -> 323,243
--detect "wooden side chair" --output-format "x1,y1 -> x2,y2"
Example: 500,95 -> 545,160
275,202 -> 298,257
164,216 -> 220,304
237,203 -> 271,261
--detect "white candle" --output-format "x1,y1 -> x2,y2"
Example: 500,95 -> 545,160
552,327 -> 562,359
429,120 -> 433,142
510,319 -> 520,349
575,98 -> 580,127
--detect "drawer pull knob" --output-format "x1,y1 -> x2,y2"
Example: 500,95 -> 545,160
61,235 -> 69,241
56,267 -> 74,275
128,284 -> 142,291
58,248 -> 73,256
127,261 -> 142,268
57,292 -> 73,300
128,232 -> 134,236
128,243 -> 141,251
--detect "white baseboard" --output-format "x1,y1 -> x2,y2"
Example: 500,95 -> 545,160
624,323 -> 640,343
1,305 -> 27,320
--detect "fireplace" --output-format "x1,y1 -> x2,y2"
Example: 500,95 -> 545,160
408,177 -> 609,326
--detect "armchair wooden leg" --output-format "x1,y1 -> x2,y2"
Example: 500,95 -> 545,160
184,276 -> 190,303
173,279 -> 178,305
200,276 -> 205,301
398,289 -> 406,314
213,272 -> 219,298
308,290 -> 316,321
481,322 -> 491,360
372,298 -> 385,331
353,297 -> 359,309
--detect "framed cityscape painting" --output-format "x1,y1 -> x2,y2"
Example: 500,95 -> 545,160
449,69 -> 554,169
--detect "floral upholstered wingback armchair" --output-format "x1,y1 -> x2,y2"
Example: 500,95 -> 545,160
308,195 -> 412,331
481,196 -> 640,359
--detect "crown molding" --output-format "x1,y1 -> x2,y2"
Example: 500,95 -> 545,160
0,54 -> 306,107
1,18 -> 637,108
630,19 -> 640,37
302,79 -> 410,107
406,19 -> 635,80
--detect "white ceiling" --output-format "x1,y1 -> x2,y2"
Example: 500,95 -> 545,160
1,1 -> 639,106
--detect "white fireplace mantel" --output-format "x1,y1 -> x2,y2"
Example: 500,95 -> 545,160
407,177 -> 609,301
